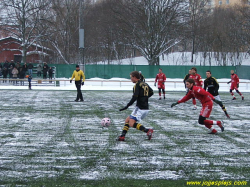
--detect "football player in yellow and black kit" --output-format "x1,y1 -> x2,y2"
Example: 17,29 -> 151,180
70,65 -> 85,102
204,70 -> 230,118
118,71 -> 154,141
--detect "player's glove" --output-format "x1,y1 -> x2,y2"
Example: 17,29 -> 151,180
70,80 -> 72,83
82,82 -> 84,85
154,82 -> 156,87
119,106 -> 128,111
227,81 -> 230,84
162,82 -> 165,85
237,83 -> 239,88
213,99 -> 222,106
171,102 -> 178,108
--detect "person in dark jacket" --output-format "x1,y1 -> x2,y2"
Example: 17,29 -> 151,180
28,62 -> 33,76
204,70 -> 230,118
43,63 -> 49,79
48,67 -> 53,83
2,67 -> 8,83
19,68 -> 26,86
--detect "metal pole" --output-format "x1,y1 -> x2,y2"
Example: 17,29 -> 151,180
79,0 -> 85,72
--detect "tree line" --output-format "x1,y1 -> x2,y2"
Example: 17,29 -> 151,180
0,0 -> 249,65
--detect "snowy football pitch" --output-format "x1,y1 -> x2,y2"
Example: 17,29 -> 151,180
0,90 -> 249,186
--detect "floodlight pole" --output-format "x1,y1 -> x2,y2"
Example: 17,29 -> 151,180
79,0 -> 85,72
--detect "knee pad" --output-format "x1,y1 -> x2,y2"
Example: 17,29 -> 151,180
230,89 -> 233,93
198,116 -> 206,125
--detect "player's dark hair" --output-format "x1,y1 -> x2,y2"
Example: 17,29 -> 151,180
206,70 -> 211,74
191,67 -> 197,72
186,78 -> 195,85
130,71 -> 140,79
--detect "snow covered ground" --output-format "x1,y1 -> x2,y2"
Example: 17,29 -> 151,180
0,89 -> 249,185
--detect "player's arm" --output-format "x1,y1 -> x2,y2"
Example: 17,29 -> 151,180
199,75 -> 203,86
70,71 -> 75,83
213,78 -> 219,92
119,96 -> 137,111
154,75 -> 158,86
203,79 -> 208,91
120,84 -> 139,111
148,85 -> 154,98
171,92 -> 192,107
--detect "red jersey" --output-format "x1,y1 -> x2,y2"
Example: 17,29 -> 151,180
155,73 -> 166,84
178,86 -> 214,105
230,74 -> 239,85
189,73 -> 203,87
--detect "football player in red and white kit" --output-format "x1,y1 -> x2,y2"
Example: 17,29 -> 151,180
227,70 -> 244,100
189,67 -> 203,110
171,78 -> 224,134
154,68 -> 166,100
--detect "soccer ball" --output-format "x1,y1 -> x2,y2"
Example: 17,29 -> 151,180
101,118 -> 111,127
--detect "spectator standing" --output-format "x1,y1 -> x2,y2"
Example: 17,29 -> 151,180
12,66 -> 19,85
9,65 -> 13,81
10,60 -> 15,68
22,63 -> 28,74
2,67 -> 8,82
28,62 -> 33,76
48,67 -> 53,83
15,61 -> 21,78
37,64 -> 42,77
19,68 -> 25,86
43,62 -> 49,79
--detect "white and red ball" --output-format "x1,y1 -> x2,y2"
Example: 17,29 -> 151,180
101,118 -> 111,127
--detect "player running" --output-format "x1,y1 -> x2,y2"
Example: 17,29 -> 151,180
154,68 -> 166,100
171,78 -> 224,135
118,71 -> 154,141
189,67 -> 203,110
227,70 -> 244,100
204,70 -> 230,118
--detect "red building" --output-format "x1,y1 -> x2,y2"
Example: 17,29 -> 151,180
0,37 -> 52,63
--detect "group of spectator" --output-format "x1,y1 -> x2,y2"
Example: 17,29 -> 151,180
0,60 -> 54,84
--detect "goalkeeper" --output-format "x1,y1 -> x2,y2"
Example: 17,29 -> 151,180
204,70 -> 230,118
171,78 -> 224,134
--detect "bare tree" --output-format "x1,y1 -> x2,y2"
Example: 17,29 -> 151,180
0,0 -> 52,63
111,0 -> 189,65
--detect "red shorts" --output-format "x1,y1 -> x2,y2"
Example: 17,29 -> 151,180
200,100 -> 213,118
230,83 -> 238,90
158,83 -> 165,90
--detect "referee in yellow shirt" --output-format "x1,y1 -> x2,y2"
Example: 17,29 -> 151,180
70,65 -> 85,102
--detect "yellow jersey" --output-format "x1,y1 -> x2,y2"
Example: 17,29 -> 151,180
70,70 -> 85,81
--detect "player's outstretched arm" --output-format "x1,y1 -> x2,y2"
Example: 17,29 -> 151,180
119,106 -> 128,111
171,102 -> 178,108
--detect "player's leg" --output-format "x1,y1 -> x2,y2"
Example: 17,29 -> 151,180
162,85 -> 166,99
75,81 -> 81,101
117,116 -> 130,141
214,95 -> 230,118
235,88 -> 244,100
199,101 -> 223,134
230,84 -> 236,100
158,87 -> 162,100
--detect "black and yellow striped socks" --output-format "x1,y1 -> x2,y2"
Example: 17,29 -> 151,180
133,123 -> 148,133
121,123 -> 129,137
